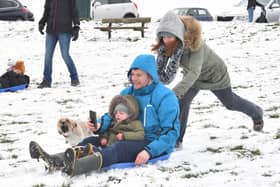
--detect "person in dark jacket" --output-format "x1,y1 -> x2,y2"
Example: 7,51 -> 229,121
37,0 -> 80,88
0,61 -> 29,89
247,0 -> 264,22
153,11 -> 264,148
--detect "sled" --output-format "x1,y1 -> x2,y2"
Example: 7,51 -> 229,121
0,84 -> 27,93
105,153 -> 171,170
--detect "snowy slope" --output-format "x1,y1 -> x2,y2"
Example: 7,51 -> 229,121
0,0 -> 280,186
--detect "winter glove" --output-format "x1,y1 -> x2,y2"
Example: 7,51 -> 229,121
72,26 -> 80,41
100,138 -> 108,146
38,23 -> 45,35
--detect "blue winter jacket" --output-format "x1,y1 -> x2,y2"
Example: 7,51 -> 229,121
98,54 -> 180,158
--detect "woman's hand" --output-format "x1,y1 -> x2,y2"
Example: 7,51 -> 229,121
87,120 -> 100,132
135,150 -> 150,165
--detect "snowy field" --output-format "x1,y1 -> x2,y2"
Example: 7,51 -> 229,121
0,1 -> 280,187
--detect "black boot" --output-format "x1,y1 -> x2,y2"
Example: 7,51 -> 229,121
62,148 -> 102,176
253,119 -> 264,131
29,141 -> 64,171
37,80 -> 51,88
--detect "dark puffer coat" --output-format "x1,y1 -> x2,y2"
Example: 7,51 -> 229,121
39,0 -> 80,34
0,71 -> 29,88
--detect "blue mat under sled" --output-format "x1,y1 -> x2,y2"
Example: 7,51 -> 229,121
0,84 -> 27,93
105,153 -> 171,170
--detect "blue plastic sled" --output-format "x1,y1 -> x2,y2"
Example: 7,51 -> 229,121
104,153 -> 171,170
0,84 -> 27,93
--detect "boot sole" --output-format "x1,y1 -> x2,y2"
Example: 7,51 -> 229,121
29,141 -> 59,171
63,148 -> 76,176
29,141 -> 40,159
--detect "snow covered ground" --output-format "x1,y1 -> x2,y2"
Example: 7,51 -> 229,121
0,1 -> 280,187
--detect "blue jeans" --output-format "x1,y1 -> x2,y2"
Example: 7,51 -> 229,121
43,33 -> 79,83
248,7 -> 255,22
100,140 -> 150,167
178,87 -> 263,143
78,137 -> 150,167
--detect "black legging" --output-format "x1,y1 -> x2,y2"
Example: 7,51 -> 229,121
177,87 -> 263,143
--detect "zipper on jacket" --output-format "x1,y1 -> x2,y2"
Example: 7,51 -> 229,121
144,104 -> 153,127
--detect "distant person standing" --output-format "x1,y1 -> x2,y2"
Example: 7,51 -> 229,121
38,0 -> 80,88
247,0 -> 264,22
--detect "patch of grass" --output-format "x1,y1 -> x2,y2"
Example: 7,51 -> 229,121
203,124 -> 220,129
32,184 -> 46,187
0,138 -> 17,144
269,114 -> 279,119
233,85 -> 253,89
205,147 -> 223,153
265,106 -> 280,112
210,136 -> 218,140
10,121 -> 29,125
274,129 -> 280,139
262,173 -> 273,177
229,145 -> 261,158
56,99 -> 82,105
158,164 -> 191,173
240,135 -> 249,139
215,162 -> 222,166
230,171 -> 239,176
238,125 -> 248,129
181,173 -> 200,179
11,154 -> 18,159
181,169 -> 224,179
60,183 -> 71,187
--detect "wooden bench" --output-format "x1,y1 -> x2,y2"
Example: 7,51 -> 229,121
94,17 -> 151,39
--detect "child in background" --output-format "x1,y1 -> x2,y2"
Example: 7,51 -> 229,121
0,60 -> 30,88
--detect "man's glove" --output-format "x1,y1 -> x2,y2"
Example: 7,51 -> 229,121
39,23 -> 45,35
72,26 -> 80,41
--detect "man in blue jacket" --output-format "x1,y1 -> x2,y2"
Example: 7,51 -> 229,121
29,54 -> 180,176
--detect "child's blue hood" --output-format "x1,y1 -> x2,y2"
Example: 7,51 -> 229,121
128,54 -> 159,83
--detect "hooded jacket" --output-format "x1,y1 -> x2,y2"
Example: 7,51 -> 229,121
156,11 -> 231,98
39,0 -> 80,34
0,71 -> 29,88
99,55 -> 180,158
100,95 -> 144,146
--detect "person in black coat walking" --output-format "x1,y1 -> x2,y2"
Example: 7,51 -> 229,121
247,0 -> 264,22
37,0 -> 80,88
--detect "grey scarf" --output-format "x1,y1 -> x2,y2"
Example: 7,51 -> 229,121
156,44 -> 184,84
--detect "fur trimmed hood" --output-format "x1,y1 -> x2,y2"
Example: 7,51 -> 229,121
156,11 -> 202,52
109,95 -> 139,121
